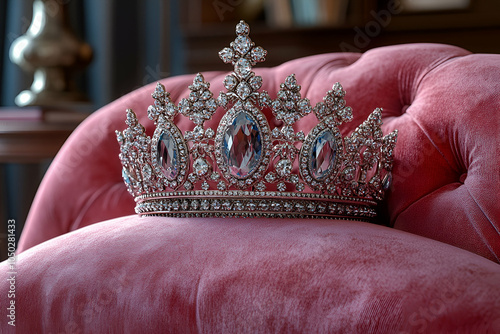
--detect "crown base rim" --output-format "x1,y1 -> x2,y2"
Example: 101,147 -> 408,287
139,212 -> 375,221
135,195 -> 377,220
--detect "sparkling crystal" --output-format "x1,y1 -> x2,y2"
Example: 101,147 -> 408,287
217,181 -> 226,190
280,126 -> 293,140
201,181 -> 210,190
310,129 -> 337,180
295,202 -> 305,212
122,168 -> 132,186
235,58 -> 251,77
193,158 -> 209,176
236,21 -> 250,35
236,82 -> 251,100
205,128 -> 215,138
191,199 -> 200,210
218,93 -> 228,107
296,183 -> 305,192
284,202 -> 293,212
277,182 -> 286,192
189,91 -> 198,102
294,131 -> 305,143
341,107 -> 353,122
191,125 -> 203,139
276,159 -> 292,177
298,99 -> 311,114
142,165 -> 152,179
259,201 -> 269,211
265,172 -> 276,183
333,82 -> 344,96
211,200 -> 221,210
233,35 -> 252,55
250,46 -> 266,63
277,90 -> 287,100
260,92 -> 271,106
344,167 -> 355,181
272,100 -> 281,112
255,181 -> 266,191
188,173 -> 197,183
307,202 -> 316,212
222,200 -> 232,210
201,199 -> 210,210
222,111 -> 262,178
271,128 -> 281,139
224,75 -> 238,91
234,201 -> 244,211
199,90 -> 211,101
246,201 -> 257,211
329,203 -> 337,214
271,201 -> 282,211
317,203 -> 327,213
219,47 -> 234,64
179,98 -> 190,114
157,131 -> 179,181
285,74 -> 298,89
205,99 -> 217,113
249,76 -> 262,90
193,101 -> 204,110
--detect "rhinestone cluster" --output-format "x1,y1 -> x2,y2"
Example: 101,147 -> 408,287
116,20 -> 398,220
135,190 -> 376,219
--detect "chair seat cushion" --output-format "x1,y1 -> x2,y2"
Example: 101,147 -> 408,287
3,215 -> 500,333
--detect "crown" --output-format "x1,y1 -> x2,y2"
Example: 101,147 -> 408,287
116,21 -> 398,220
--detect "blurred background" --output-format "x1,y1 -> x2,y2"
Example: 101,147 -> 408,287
1,0 -> 499,259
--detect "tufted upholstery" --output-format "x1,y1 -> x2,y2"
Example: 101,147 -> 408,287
18,43 -> 500,261
2,44 -> 499,333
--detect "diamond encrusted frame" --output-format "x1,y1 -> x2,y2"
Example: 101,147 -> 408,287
151,118 -> 189,190
214,101 -> 272,188
299,116 -> 344,192
135,190 -> 377,220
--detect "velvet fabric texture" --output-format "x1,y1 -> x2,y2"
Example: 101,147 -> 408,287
2,44 -> 500,332
17,43 -> 499,262
2,216 -> 500,333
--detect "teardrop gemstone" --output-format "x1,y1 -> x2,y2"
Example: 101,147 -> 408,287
122,167 -> 132,186
222,111 -> 262,178
157,131 -> 179,180
310,129 -> 337,180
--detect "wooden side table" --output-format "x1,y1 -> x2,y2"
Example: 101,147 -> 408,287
0,108 -> 90,163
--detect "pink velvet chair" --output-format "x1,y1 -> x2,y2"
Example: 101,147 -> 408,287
2,43 -> 499,333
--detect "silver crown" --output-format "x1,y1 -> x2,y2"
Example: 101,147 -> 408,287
116,21 -> 398,220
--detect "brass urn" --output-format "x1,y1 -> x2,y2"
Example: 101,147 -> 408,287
10,0 -> 93,108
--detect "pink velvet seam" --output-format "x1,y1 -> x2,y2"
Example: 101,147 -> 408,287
2,215 -> 500,333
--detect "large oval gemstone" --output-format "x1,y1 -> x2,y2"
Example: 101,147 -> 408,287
223,111 -> 262,178
157,131 -> 179,180
310,129 -> 337,180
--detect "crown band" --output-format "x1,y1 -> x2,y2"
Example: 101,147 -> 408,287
116,21 -> 398,220
136,190 -> 377,219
